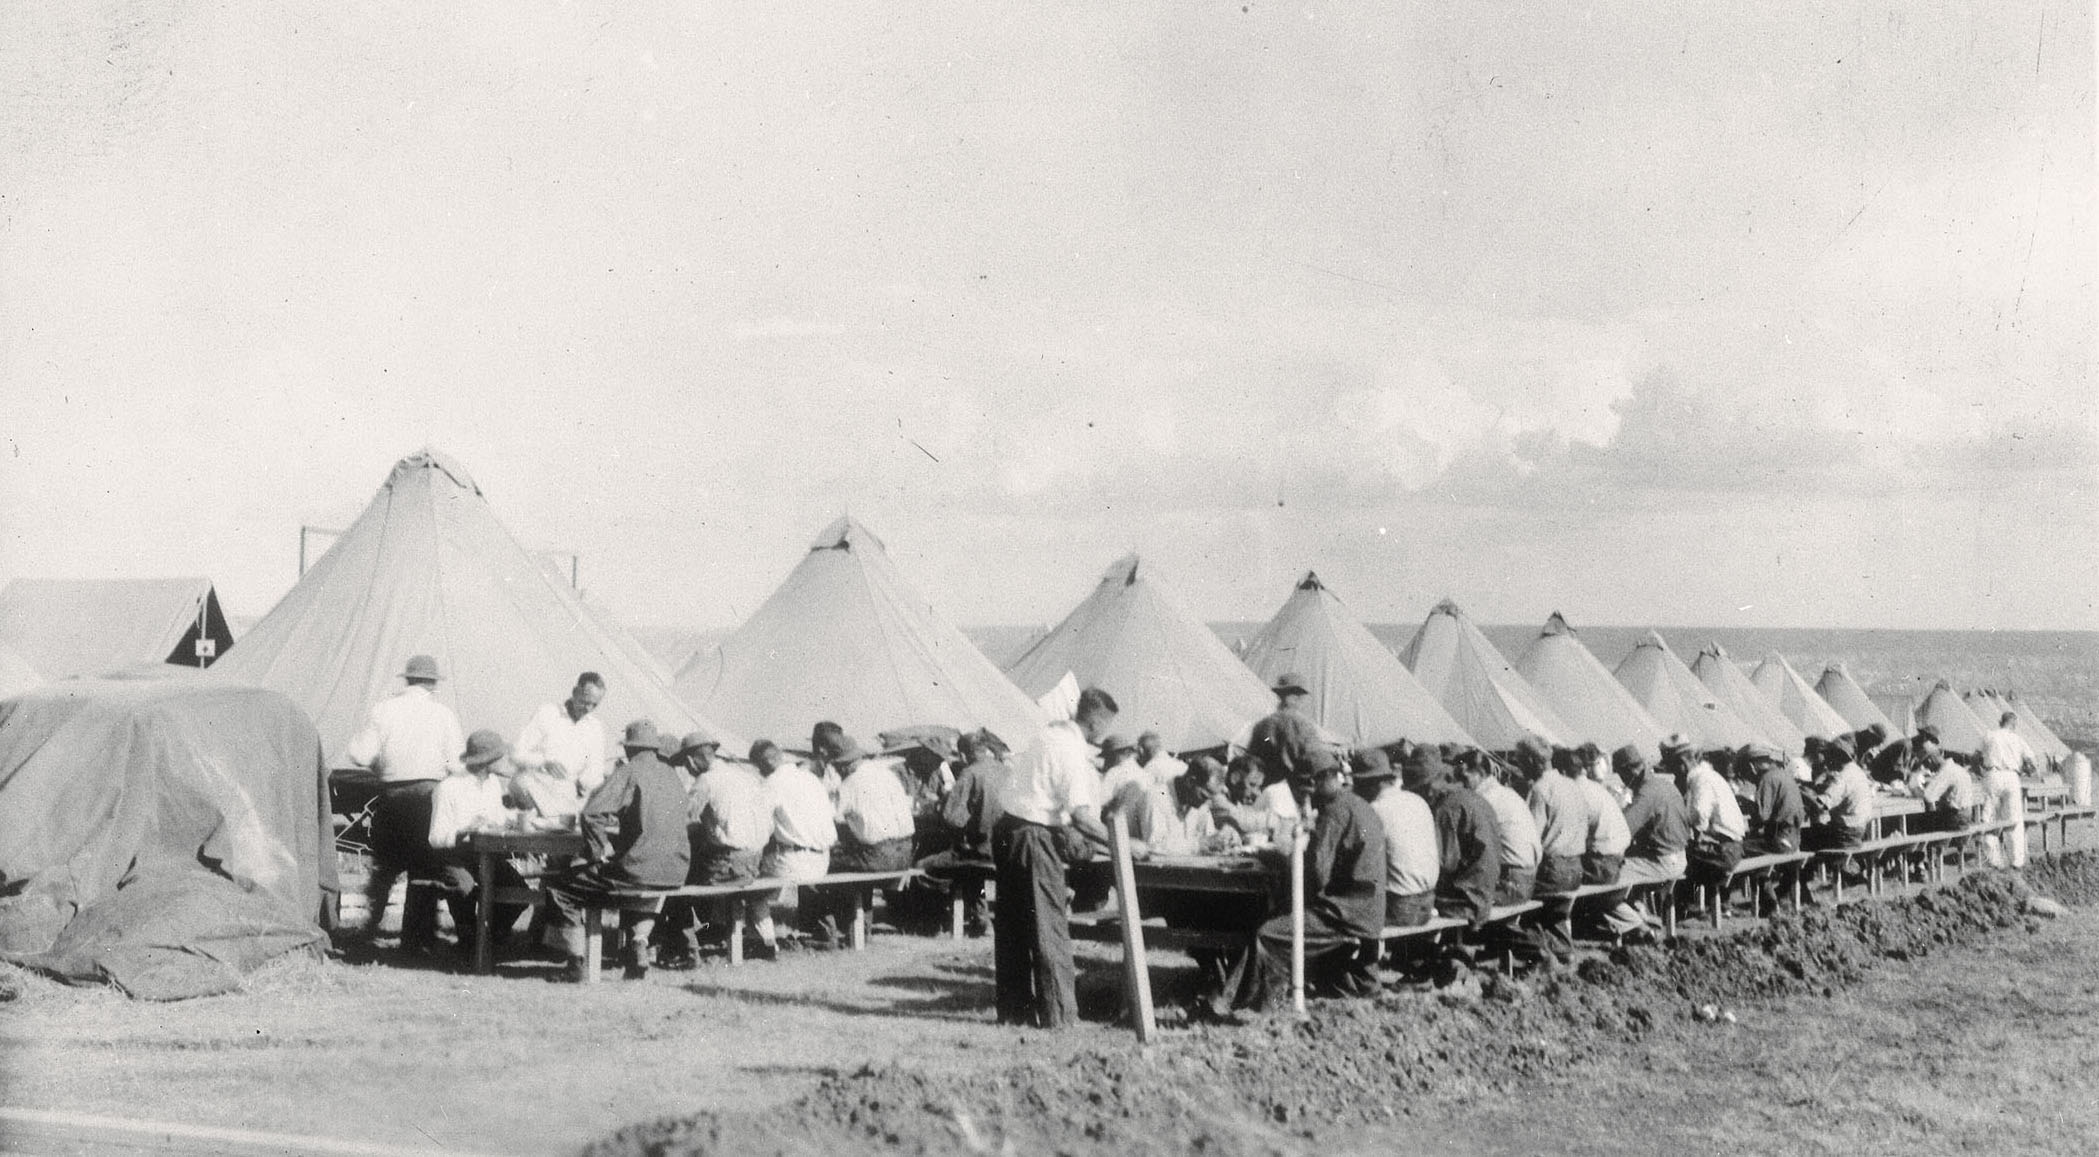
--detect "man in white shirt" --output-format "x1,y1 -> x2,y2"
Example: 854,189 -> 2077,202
1355,749 -> 1438,927
1906,728 -> 1979,832
344,654 -> 466,944
1098,734 -> 1149,820
994,686 -> 1116,1029
832,737 -> 917,872
1459,755 -> 1543,904
755,740 -> 835,956
1137,730 -> 1186,786
426,729 -> 529,960
1565,746 -> 1632,886
1668,735 -> 1747,894
1980,712 -> 2037,868
656,731 -> 771,968
511,673 -> 608,815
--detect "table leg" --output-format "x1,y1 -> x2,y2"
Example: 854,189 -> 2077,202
583,907 -> 603,983
475,847 -> 495,976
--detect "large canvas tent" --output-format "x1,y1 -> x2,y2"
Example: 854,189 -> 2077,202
1748,652 -> 1852,740
1691,643 -> 1806,754
0,644 -> 40,699
674,516 -> 1043,747
1241,573 -> 1474,749
1400,599 -> 1571,750
1513,613 -> 1669,759
1004,554 -> 1273,753
1613,632 -> 1764,750
212,449 -> 723,767
1915,682 -> 1989,756
0,577 -> 235,676
1815,663 -> 1893,734
0,674 -> 334,999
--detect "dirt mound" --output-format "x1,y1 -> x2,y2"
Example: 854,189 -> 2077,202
588,856 -> 2095,1157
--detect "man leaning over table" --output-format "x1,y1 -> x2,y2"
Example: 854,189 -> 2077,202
511,671 -> 608,815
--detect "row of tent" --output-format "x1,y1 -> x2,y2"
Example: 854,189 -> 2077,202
0,448 -> 2079,770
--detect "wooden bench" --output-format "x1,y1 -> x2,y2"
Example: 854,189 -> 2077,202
1536,874 -> 1682,944
482,869 -> 921,980
1373,901 -> 1542,973
2051,804 -> 2096,852
1949,818 -> 2019,872
1068,909 -> 1254,954
1696,851 -> 1813,928
921,858 -> 998,939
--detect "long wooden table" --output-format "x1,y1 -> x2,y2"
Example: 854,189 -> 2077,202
460,828 -> 585,974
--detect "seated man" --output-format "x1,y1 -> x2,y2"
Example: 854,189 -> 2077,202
1669,736 -> 1747,894
544,720 -> 692,981
1457,752 -> 1542,904
1249,760 -> 1386,1009
660,731 -> 767,968
832,735 -> 916,872
915,730 -> 1006,937
756,740 -> 835,956
1407,748 -> 1500,927
1356,749 -> 1437,928
1209,755 -> 1280,848
1098,734 -> 1150,819
1906,727 -> 1978,833
1602,745 -> 1690,942
1136,730 -> 1185,787
1562,746 -> 1630,886
1803,736 -> 1874,851
1514,736 -> 1586,960
1126,757 -> 1219,858
426,729 -> 530,959
1741,743 -> 1805,856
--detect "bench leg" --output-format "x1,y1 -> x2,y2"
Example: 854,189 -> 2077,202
852,889 -> 870,951
728,902 -> 746,965
583,907 -> 604,984
1709,882 -> 1723,930
951,894 -> 965,941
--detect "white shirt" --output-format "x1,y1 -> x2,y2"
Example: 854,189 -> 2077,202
696,763 -> 772,850
1980,727 -> 2038,775
1141,753 -> 1187,786
1683,760 -> 1748,842
427,773 -> 512,849
1128,781 -> 1213,856
835,756 -> 916,845
1002,720 -> 1104,827
513,701 -> 609,797
1257,781 -> 1301,823
1369,787 -> 1439,896
344,685 -> 464,783
509,767 -> 582,818
766,761 -> 837,851
1101,756 -> 1149,814
1575,775 -> 1632,856
1476,779 -> 1543,871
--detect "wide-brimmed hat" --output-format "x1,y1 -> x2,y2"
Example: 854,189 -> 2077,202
674,730 -> 722,759
1514,735 -> 1552,766
1271,673 -> 1309,696
1611,744 -> 1648,774
461,729 -> 508,770
1401,746 -> 1448,787
1099,734 -> 1137,756
1354,748 -> 1398,783
1913,724 -> 1942,746
402,654 -> 441,681
1660,733 -> 1695,757
621,719 -> 661,751
829,734 -> 867,764
1742,742 -> 1785,766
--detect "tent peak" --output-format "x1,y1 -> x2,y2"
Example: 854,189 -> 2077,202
1430,597 -> 1464,616
1103,554 -> 1142,587
1701,641 -> 1731,660
385,448 -> 482,497
1296,571 -> 1325,591
1637,630 -> 1668,649
1542,612 -> 1575,636
810,515 -> 885,554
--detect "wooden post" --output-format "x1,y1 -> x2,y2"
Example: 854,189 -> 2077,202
1107,814 -> 1154,1043
582,907 -> 603,983
473,837 -> 496,975
1290,825 -> 1308,1019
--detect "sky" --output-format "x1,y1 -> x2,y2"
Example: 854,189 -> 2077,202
2,2 -> 2093,634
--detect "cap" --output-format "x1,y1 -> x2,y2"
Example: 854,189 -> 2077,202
402,654 -> 441,682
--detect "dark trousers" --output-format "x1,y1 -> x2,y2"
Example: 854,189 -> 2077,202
363,781 -> 441,943
1803,824 -> 1865,852
1252,910 -> 1376,1010
1532,853 -> 1584,958
431,850 -> 528,954
1581,852 -> 1623,886
992,817 -> 1076,1028
662,845 -> 763,953
546,861 -> 665,963
1686,838 -> 1744,891
1385,891 -> 1435,928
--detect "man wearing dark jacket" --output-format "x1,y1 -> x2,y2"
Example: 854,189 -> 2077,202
1601,745 -> 1691,941
1407,747 -> 1501,926
546,719 -> 692,981
1251,760 -> 1386,1009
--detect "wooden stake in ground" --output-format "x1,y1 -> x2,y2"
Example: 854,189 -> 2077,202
1108,812 -> 1155,1042
1291,825 -> 1307,1018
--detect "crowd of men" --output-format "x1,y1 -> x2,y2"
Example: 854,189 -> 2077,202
339,652 -> 2054,1014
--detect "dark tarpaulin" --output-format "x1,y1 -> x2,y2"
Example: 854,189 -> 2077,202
0,673 -> 336,999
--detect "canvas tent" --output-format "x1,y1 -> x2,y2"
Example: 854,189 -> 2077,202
2007,693 -> 2075,762
1399,599 -> 1570,750
0,577 -> 235,676
1915,682 -> 1989,756
1614,632 -> 1765,750
0,644 -> 40,700
674,516 -> 1043,747
1871,693 -> 1917,738
1690,643 -> 1806,754
1240,573 -> 1474,749
0,674 -> 334,999
1748,652 -> 1852,741
1815,663 -> 1893,734
1513,613 -> 1669,759
212,449 -> 724,767
1004,554 -> 1273,753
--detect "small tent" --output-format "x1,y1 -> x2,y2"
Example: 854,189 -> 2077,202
1815,663 -> 1893,734
1871,693 -> 1918,738
211,449 -> 726,767
1915,682 -> 1989,756
0,577 -> 235,676
1614,632 -> 1765,750
1241,573 -> 1475,749
675,516 -> 1044,747
1004,555 -> 1274,753
1690,643 -> 1806,755
0,644 -> 40,700
1399,599 -> 1571,750
0,674 -> 335,999
1748,652 -> 1852,740
1513,613 -> 1669,759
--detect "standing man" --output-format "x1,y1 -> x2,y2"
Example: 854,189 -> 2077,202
1251,759 -> 1386,1008
1602,746 -> 1692,942
993,686 -> 1116,1029
344,653 -> 465,945
1979,712 -> 2037,868
511,672 -> 608,816
544,721 -> 691,981
1248,673 -> 1337,790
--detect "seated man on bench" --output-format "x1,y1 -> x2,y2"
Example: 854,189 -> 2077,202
1601,745 -> 1689,944
1905,727 -> 1977,834
426,729 -> 531,960
1247,758 -> 1386,1010
545,720 -> 691,982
